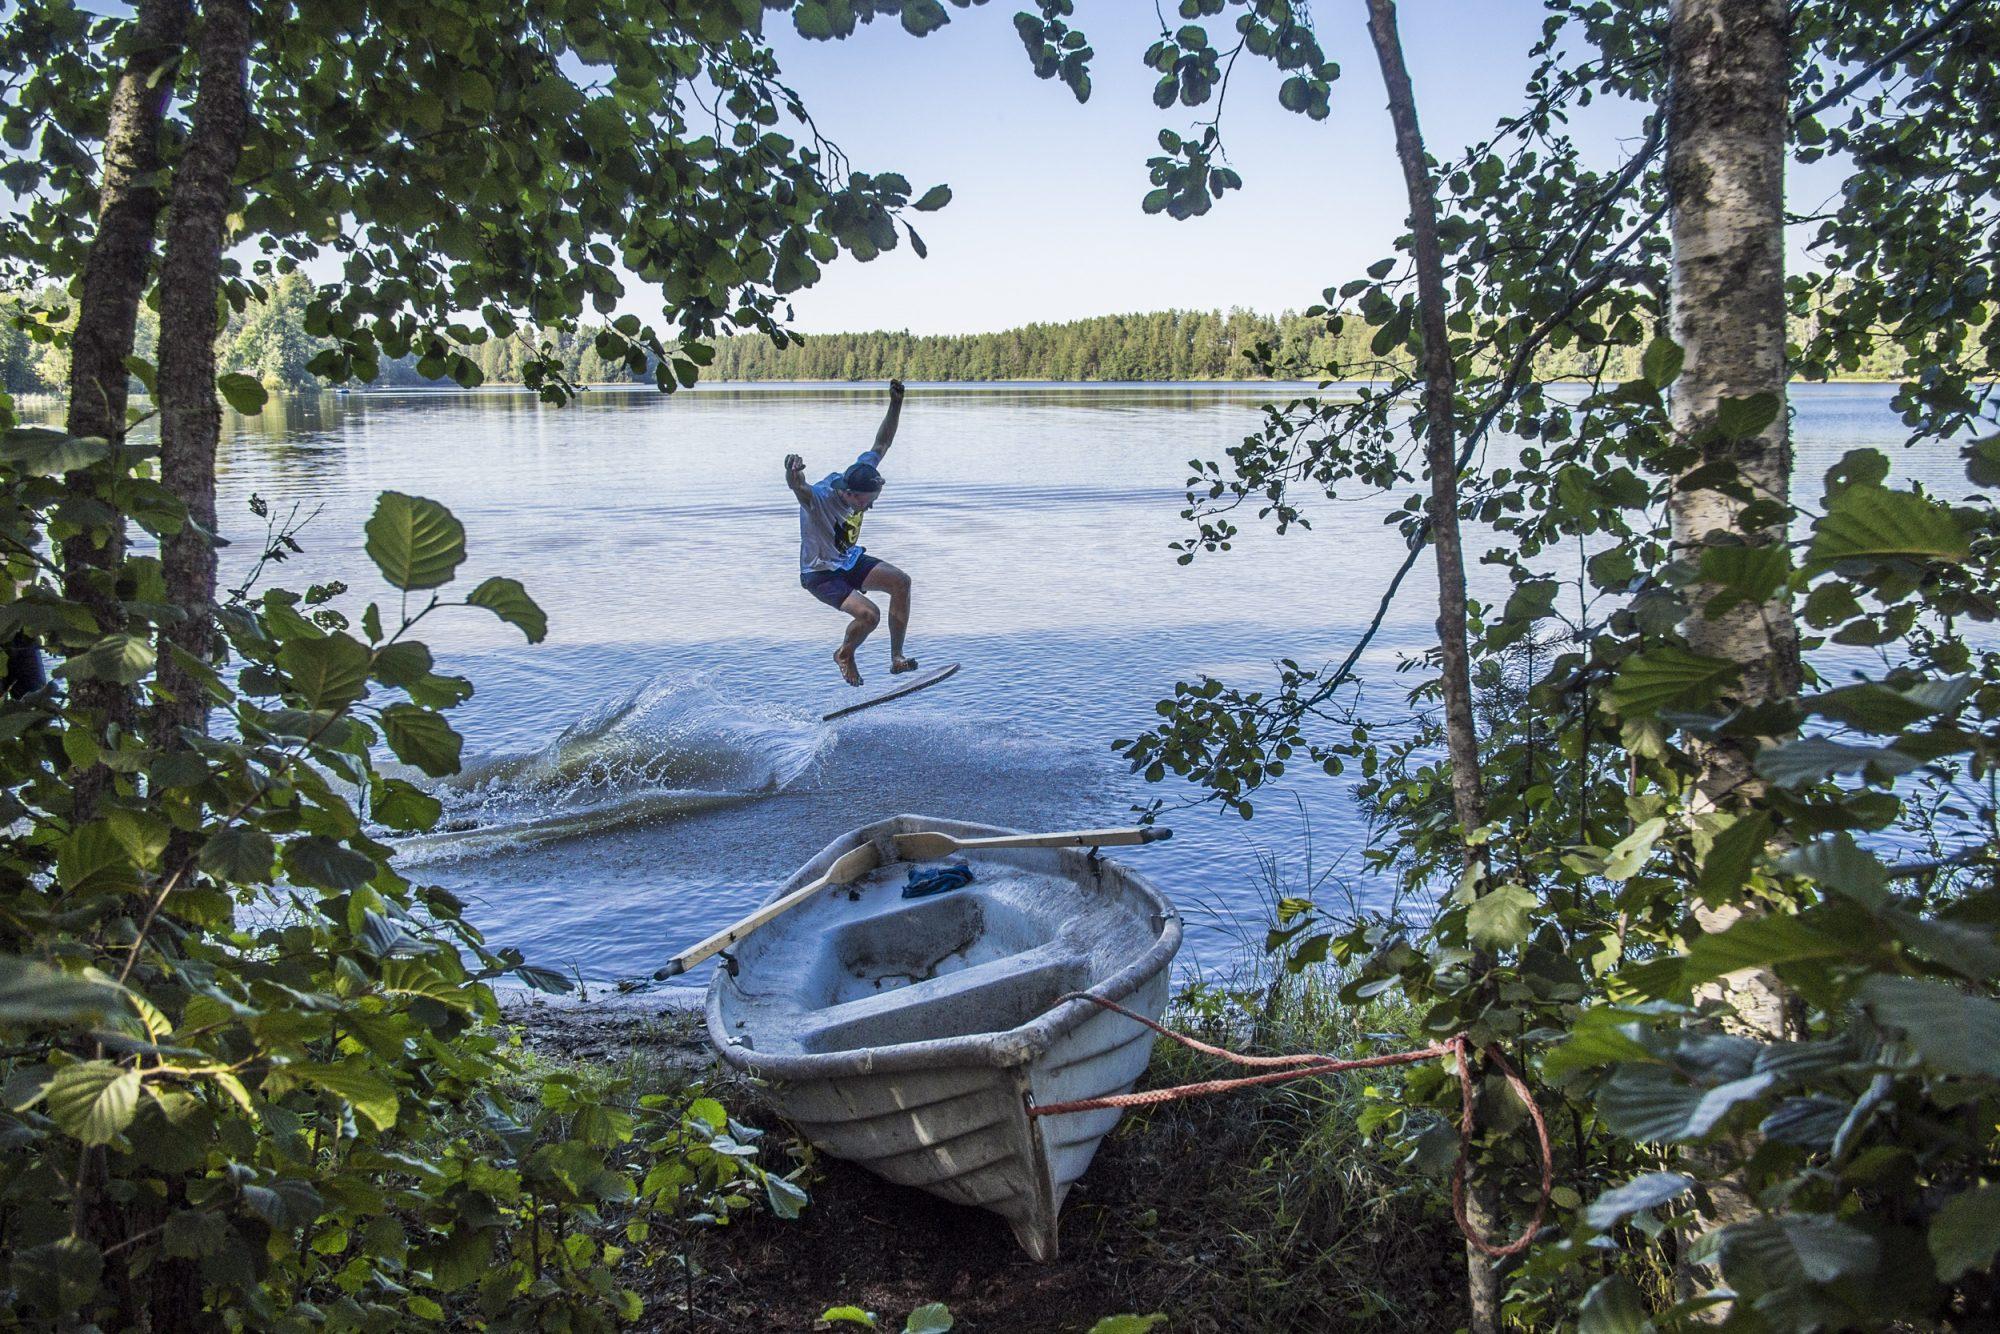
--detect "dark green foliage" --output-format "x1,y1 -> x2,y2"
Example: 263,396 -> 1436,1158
0,424 -> 808,1325
0,1 -> 966,404
1031,1 -> 2000,1328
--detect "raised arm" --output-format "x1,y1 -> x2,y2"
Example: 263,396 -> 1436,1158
869,379 -> 905,459
783,453 -> 813,505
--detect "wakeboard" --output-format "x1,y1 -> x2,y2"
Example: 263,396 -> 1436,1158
821,661 -> 961,721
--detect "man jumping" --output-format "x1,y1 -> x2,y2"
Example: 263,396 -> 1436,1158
786,379 -> 916,687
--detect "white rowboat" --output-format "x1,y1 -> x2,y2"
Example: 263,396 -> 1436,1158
703,814 -> 1182,1260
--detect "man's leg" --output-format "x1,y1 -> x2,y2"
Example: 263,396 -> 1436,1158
861,562 -> 916,673
833,592 -> 879,686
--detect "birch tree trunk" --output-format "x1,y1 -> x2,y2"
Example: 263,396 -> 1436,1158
1362,3 -> 1500,1329
156,0 -> 254,744
1664,0 -> 1797,1300
57,0 -> 190,814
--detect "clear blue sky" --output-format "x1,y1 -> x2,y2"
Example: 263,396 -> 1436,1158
722,2 -> 1653,336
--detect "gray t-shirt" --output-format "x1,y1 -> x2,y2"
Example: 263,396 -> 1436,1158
798,449 -> 882,574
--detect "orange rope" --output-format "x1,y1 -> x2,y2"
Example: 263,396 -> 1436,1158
1027,992 -> 1554,1258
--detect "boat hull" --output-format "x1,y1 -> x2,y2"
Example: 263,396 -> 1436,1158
705,814 -> 1181,1260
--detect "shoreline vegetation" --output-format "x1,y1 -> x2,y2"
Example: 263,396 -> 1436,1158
3,275 -> 1911,398
503,947 -> 1470,1334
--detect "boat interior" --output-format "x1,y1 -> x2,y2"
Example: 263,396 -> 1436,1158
718,853 -> 1159,1058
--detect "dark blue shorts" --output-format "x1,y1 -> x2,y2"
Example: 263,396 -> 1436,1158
801,554 -> 882,609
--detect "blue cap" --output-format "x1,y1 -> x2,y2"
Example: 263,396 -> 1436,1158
842,462 -> 884,494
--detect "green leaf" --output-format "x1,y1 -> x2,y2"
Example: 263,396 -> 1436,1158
371,640 -> 433,689
1698,545 -> 1791,613
199,827 -> 276,884
1577,1276 -> 1655,1334
45,1061 -> 142,1145
1584,1172 -> 1694,1232
912,184 -> 952,211
1465,881 -> 1537,951
57,822 -> 141,896
242,1176 -> 322,1231
1760,1094 -> 1851,1148
1086,1319 -> 1168,1334
55,633 -> 156,686
1598,1066 -> 1774,1142
282,836 -> 377,892
1609,648 -> 1740,717
284,1060 -> 398,1131
467,577 -> 547,643
764,1172 -> 808,1220
407,672 -> 473,709
379,959 -> 474,1012
9,1235 -> 101,1315
1807,677 -> 1974,732
1861,976 -> 2000,1078
421,1224 -> 493,1292
358,908 -> 418,959
820,1308 -> 877,1329
1544,1005 -> 1664,1080
277,633 -> 371,709
1716,1215 -> 1878,1297
379,705 -> 463,778
1682,914 -> 1850,986
1754,736 -> 1923,789
1884,909 -> 2000,983
1808,485 -> 1969,568
1698,812 -> 1773,897
217,373 -> 269,415
0,427 -> 112,476
0,955 -> 124,1026
904,1303 -> 953,1334
372,778 -> 442,832
1603,818 -> 1665,881
1930,1184 -> 2000,1282
1640,336 -> 1683,389
1714,393 -> 1781,438
1963,435 -> 2000,488
1774,835 -> 1887,908
364,492 -> 467,590
899,0 -> 948,36
514,963 -> 572,994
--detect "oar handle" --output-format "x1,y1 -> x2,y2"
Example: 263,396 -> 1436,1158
651,872 -> 830,981
959,826 -> 1172,851
653,844 -> 882,981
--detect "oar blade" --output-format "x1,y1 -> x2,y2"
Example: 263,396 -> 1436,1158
891,831 -> 960,861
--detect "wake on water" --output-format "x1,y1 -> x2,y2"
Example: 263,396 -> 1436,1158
393,673 -> 828,862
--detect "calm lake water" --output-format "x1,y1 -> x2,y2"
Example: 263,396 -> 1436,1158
115,383 -> 1966,991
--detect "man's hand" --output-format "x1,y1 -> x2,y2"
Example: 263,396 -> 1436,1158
888,378 -> 905,400
784,453 -> 811,503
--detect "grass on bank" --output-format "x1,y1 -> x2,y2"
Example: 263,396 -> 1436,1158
501,955 -> 1470,1332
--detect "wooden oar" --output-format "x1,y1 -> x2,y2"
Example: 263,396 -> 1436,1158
652,843 -> 881,980
892,825 -> 1172,862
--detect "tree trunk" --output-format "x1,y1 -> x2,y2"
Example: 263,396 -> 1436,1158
155,0 -> 254,745
1362,4 -> 1500,1330
56,0 -> 191,814
1663,0 -> 1797,1305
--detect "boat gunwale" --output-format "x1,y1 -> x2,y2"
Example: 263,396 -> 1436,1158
703,813 -> 1182,1083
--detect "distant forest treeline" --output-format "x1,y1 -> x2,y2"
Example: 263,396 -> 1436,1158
706,306 -> 1910,382
4,275 -> 1907,395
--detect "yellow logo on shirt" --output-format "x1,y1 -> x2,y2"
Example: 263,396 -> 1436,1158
838,511 -> 865,552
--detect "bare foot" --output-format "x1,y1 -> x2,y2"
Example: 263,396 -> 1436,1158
891,655 -> 919,675
834,647 -> 863,687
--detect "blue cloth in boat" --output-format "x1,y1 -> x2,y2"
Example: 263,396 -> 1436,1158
903,860 -> 974,899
